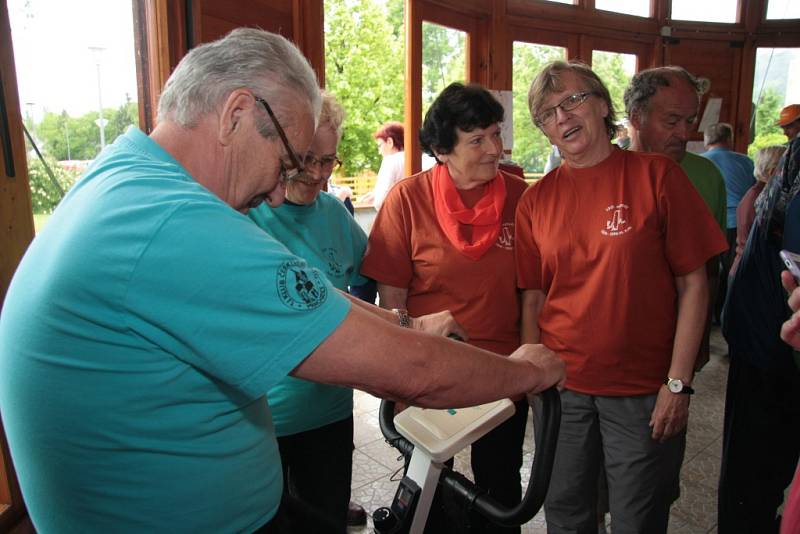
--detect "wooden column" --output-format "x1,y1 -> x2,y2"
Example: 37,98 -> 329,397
0,2 -> 33,530
404,0 -> 423,176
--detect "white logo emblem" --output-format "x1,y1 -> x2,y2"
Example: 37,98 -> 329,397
600,204 -> 632,237
496,223 -> 514,250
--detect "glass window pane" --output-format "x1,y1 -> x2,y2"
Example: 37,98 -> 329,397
422,22 -> 466,117
592,50 -> 637,122
595,0 -> 650,18
542,0 -> 574,4
511,42 -> 566,176
749,47 -> 800,157
8,0 -> 138,230
767,0 -> 800,20
671,0 -> 738,23
324,0 -> 405,200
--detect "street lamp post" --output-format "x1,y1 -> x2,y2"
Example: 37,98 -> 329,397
62,111 -> 72,161
88,46 -> 106,151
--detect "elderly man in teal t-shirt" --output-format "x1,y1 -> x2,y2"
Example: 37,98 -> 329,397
0,29 -> 565,534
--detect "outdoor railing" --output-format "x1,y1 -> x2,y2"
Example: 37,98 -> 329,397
332,171 -> 544,204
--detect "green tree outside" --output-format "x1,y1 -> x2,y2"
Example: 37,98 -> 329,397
34,102 -> 138,161
748,86 -> 787,158
26,155 -> 80,214
325,0 -> 405,177
591,51 -> 634,121
421,22 -> 465,116
511,43 -> 566,173
28,102 -> 138,212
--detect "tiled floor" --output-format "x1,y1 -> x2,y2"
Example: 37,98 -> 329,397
347,327 -> 729,533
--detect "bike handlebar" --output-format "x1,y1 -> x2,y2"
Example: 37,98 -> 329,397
378,388 -> 561,527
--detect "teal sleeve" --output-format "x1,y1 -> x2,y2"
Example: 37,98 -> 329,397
124,201 -> 351,399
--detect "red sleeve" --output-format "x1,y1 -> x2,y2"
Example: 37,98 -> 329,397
360,184 -> 414,288
659,162 -> 729,275
515,188 -> 543,289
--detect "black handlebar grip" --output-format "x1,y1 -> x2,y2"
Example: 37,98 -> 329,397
378,399 -> 415,459
440,387 -> 561,526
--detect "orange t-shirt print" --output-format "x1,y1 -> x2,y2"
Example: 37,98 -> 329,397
361,169 -> 528,356
515,148 -> 728,396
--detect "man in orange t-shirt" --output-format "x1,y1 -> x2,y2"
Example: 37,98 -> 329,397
520,61 -> 727,533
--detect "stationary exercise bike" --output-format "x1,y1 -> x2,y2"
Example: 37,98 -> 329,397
371,388 -> 561,533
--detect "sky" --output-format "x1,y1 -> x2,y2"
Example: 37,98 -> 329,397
8,0 -> 138,120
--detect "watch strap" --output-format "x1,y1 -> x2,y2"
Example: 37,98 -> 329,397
392,308 -> 411,328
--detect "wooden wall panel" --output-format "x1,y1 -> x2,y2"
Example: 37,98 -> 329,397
136,0 -> 325,128
665,39 -> 743,147
0,2 -> 32,530
198,0 -> 293,43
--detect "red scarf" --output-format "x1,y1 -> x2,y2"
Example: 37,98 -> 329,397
432,164 -> 507,261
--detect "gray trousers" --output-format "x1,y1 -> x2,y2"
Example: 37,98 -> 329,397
544,390 -> 685,534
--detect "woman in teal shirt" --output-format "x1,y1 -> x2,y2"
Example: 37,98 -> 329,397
249,91 -> 372,531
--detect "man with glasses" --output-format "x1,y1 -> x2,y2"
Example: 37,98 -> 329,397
519,61 -> 725,533
0,28 -> 564,534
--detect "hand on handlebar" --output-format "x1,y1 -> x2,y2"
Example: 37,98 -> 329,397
410,310 -> 469,341
509,344 -> 565,394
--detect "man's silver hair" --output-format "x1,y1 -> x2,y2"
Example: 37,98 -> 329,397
704,122 -> 733,146
156,28 -> 321,136
624,66 -> 708,119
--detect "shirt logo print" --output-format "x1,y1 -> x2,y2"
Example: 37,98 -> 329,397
496,223 -> 514,250
277,260 -> 328,310
600,203 -> 632,237
323,247 -> 344,278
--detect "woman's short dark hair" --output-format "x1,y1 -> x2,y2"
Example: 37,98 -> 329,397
373,121 -> 404,151
419,82 -> 504,158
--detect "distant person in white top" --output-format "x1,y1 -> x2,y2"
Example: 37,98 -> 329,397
361,122 -> 436,210
368,121 -> 406,210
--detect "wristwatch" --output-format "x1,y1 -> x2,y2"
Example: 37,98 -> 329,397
391,308 -> 411,328
665,377 -> 694,395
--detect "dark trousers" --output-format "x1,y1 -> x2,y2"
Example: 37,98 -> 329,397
254,490 -> 345,533
426,399 -> 529,534
719,355 -> 800,533
716,228 -> 737,321
276,417 -> 354,533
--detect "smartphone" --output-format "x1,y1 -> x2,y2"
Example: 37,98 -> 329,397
780,250 -> 800,282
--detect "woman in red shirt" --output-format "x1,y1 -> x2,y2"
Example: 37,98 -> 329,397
361,83 -> 529,534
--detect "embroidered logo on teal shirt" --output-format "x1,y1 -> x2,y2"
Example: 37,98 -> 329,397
322,247 -> 344,278
277,260 -> 328,310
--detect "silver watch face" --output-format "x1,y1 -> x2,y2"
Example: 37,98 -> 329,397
667,379 -> 683,393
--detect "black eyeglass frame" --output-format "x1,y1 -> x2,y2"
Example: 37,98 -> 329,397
303,154 -> 343,171
253,95 -> 308,182
535,91 -> 598,127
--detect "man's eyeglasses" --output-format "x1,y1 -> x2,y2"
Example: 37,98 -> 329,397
303,154 -> 342,171
253,95 -> 307,182
535,92 -> 597,127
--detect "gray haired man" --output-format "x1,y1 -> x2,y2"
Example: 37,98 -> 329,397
0,28 -> 564,533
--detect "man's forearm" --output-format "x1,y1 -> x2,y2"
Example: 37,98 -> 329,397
293,304 -> 557,408
669,267 -> 709,383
